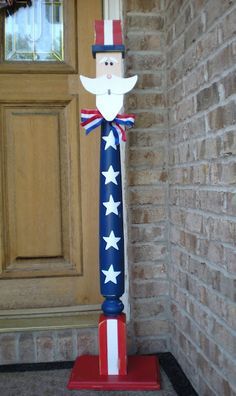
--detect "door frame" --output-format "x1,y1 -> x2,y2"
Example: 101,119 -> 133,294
0,0 -> 130,332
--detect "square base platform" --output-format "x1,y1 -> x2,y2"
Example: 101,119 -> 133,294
67,355 -> 161,391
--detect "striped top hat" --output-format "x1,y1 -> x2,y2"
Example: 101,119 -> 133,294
92,20 -> 125,58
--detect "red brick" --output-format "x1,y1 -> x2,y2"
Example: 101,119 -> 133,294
221,130 -> 236,158
133,73 -> 163,89
77,329 -> 97,355
133,298 -> 167,318
167,35 -> 185,67
166,25 -> 174,46
131,206 -> 166,224
129,186 -> 166,205
205,0 -> 234,30
225,192 -> 236,215
198,378 -> 218,396
184,16 -> 204,50
183,44 -> 198,75
225,247 -> 236,274
132,243 -> 167,262
170,117 -> 205,144
19,334 -> 35,363
166,0 -> 185,28
127,92 -> 166,110
136,338 -> 168,353
126,0 -> 163,13
207,44 -> 235,80
191,0 -> 207,13
129,148 -> 165,167
220,7 -> 236,42
132,279 -> 169,298
0,334 -> 17,364
169,166 -> 191,185
132,111 -> 166,128
170,187 -> 196,208
129,168 -> 168,185
132,262 -> 167,280
206,217 -> 236,244
176,96 -> 195,122
130,224 -> 166,242
35,332 -> 54,362
212,320 -> 235,357
134,318 -> 169,337
196,27 -> 218,62
208,101 -> 236,131
168,81 -> 184,106
126,33 -> 163,51
197,190 -> 225,214
126,15 -> 164,31
197,239 -> 225,266
210,162 -> 236,185
127,53 -> 165,72
55,330 -> 74,361
197,83 -> 219,111
128,130 -> 168,148
183,65 -> 206,96
174,4 -> 193,39
168,58 -> 184,85
221,70 -> 236,99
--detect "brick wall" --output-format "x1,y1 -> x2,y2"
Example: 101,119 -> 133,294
0,328 -> 97,364
166,0 -> 236,394
124,0 -> 236,394
124,0 -> 171,354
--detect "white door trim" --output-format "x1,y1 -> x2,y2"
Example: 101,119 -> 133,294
103,0 -> 122,19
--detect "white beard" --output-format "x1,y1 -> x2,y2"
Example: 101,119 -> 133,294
80,74 -> 137,121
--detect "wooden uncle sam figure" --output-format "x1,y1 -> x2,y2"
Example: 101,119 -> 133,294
68,20 -> 161,391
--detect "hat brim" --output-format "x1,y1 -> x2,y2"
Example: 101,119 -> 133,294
92,45 -> 125,58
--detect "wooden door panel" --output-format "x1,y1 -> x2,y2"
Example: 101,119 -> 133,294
0,0 -> 102,314
7,109 -> 62,259
0,275 -> 100,310
1,101 -> 83,279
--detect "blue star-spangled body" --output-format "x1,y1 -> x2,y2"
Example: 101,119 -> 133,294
81,110 -> 134,315
100,120 -> 124,315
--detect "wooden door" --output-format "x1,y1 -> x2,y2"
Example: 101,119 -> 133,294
0,0 -> 102,313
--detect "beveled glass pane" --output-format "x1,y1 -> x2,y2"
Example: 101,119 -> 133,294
5,0 -> 64,61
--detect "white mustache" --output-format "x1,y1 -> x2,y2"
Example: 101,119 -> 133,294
80,74 -> 138,96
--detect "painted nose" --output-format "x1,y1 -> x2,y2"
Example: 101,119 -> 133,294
107,74 -> 112,79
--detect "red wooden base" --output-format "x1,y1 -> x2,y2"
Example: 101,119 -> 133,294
99,313 -> 127,375
67,354 -> 161,391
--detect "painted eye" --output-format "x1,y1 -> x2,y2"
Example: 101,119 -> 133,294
105,61 -> 109,66
110,62 -> 113,66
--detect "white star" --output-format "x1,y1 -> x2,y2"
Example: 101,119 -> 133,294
102,264 -> 121,284
102,130 -> 117,150
102,166 -> 119,185
103,195 -> 121,216
103,230 -> 121,250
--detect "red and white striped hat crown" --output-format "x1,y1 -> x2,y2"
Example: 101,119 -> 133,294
92,20 -> 125,58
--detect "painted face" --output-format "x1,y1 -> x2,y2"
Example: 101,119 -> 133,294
96,52 -> 122,78
80,52 -> 137,121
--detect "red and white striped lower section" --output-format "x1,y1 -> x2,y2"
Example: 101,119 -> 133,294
99,313 -> 127,375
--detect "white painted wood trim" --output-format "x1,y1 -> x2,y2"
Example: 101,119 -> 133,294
103,0 -> 122,19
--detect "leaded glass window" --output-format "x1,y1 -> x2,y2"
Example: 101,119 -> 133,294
5,0 -> 64,61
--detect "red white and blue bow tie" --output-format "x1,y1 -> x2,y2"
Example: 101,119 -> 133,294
81,109 -> 135,144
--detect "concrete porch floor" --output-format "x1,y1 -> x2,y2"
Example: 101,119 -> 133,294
0,367 -> 177,396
